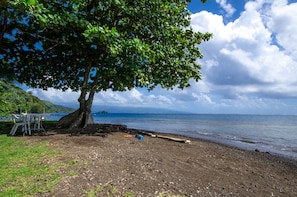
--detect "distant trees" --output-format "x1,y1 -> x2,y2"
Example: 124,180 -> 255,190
0,80 -> 73,117
1,0 -> 212,128
0,80 -> 28,116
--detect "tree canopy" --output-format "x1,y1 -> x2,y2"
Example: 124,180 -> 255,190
1,0 -> 212,128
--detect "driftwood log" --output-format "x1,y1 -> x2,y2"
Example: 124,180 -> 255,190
139,131 -> 191,144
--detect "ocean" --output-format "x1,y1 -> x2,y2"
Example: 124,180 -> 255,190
45,113 -> 297,161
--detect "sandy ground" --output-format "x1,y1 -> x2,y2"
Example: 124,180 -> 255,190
24,124 -> 297,197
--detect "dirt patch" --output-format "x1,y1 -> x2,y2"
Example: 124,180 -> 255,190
25,124 -> 297,197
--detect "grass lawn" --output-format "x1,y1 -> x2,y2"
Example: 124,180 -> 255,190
0,135 -> 60,196
0,121 -> 76,196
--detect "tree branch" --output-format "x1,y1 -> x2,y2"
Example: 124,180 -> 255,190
0,4 -> 7,45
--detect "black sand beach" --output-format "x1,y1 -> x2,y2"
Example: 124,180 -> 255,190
25,125 -> 297,196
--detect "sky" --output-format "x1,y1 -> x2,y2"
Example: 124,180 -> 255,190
28,0 -> 297,114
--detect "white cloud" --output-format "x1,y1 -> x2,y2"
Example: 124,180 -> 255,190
191,0 -> 297,101
88,89 -> 144,106
29,87 -> 176,110
245,0 -> 297,58
28,88 -> 79,106
216,0 -> 236,17
192,93 -> 214,104
268,1 -> 297,58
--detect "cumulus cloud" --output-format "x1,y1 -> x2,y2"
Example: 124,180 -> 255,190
29,87 -> 176,110
216,0 -> 236,17
191,0 -> 297,103
93,89 -> 150,107
28,88 -> 79,106
267,1 -> 297,58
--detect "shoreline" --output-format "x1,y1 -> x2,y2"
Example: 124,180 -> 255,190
42,113 -> 297,162
135,128 -> 297,168
68,123 -> 297,170
27,125 -> 297,196
44,122 -> 297,168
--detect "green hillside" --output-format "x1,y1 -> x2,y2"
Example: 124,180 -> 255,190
0,79 -> 74,117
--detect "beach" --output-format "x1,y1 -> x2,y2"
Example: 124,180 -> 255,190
25,125 -> 297,197
47,113 -> 297,160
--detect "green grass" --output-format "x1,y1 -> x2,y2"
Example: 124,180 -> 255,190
0,134 -> 73,196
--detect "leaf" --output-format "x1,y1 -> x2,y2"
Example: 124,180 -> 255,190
38,15 -> 47,23
26,0 -> 38,6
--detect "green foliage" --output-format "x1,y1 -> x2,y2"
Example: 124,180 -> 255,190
1,0 -> 212,92
0,79 -> 73,117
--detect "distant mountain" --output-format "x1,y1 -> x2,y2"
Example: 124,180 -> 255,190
0,79 -> 74,117
92,105 -> 187,114
42,100 -> 74,113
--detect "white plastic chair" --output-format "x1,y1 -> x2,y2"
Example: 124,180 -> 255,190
9,114 -> 30,136
31,115 -> 45,134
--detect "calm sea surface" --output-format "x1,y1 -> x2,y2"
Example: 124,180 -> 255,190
45,113 -> 297,160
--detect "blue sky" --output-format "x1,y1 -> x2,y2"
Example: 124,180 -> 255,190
28,0 -> 297,114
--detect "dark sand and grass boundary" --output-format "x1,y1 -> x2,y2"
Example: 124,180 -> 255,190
1,122 -> 297,196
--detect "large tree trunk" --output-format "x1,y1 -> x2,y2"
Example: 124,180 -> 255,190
57,88 -> 96,128
58,62 -> 98,129
57,100 -> 94,129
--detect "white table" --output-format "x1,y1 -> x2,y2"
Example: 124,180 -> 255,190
9,114 -> 45,136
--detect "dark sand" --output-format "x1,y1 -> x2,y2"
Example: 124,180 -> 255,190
25,125 -> 297,197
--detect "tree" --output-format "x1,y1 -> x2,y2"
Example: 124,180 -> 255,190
1,0 -> 212,128
0,79 -> 74,117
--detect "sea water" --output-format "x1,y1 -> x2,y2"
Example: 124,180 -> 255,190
45,113 -> 297,160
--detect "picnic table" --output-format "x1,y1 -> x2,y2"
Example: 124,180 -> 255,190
9,113 -> 45,136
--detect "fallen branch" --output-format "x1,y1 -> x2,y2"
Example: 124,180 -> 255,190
140,131 -> 191,144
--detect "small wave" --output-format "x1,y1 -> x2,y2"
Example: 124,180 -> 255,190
239,139 -> 256,144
